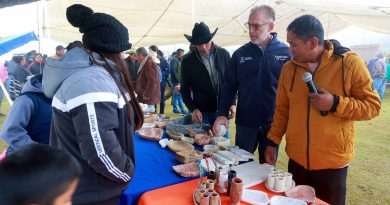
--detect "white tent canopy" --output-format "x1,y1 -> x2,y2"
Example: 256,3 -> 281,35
2,0 -> 390,47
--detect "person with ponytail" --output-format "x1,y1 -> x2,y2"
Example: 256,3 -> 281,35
42,4 -> 143,205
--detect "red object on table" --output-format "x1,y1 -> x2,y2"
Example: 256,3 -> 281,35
138,178 -> 329,205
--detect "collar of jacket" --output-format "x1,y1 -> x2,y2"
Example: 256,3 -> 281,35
248,32 -> 278,53
194,42 -> 218,63
290,40 -> 343,72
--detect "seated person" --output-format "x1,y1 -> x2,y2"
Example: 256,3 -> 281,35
0,144 -> 82,205
0,74 -> 52,155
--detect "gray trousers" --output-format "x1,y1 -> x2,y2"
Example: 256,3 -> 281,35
235,125 -> 278,163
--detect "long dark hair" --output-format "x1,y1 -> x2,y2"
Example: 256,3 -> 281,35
90,51 -> 144,130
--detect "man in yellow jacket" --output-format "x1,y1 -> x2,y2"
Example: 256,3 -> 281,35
264,15 -> 381,205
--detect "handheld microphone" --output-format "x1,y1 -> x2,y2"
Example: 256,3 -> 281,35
302,72 -> 328,116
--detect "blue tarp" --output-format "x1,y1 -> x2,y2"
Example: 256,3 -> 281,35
120,131 -> 200,205
0,32 -> 38,56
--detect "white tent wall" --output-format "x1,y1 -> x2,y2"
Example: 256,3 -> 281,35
39,0 -> 390,47
1,0 -> 389,48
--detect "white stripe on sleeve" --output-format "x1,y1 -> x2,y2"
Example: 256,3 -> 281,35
86,102 -> 131,182
52,92 -> 127,112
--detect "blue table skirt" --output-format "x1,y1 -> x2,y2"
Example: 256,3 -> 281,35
119,131 -> 199,205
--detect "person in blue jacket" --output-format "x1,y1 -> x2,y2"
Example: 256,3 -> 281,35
0,74 -> 52,155
213,5 -> 291,163
157,49 -> 170,114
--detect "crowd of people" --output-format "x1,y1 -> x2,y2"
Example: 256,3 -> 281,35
0,3 -> 385,205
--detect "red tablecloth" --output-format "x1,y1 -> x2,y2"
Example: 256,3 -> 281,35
138,178 -> 329,205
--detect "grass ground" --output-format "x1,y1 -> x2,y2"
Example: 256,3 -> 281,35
0,90 -> 389,204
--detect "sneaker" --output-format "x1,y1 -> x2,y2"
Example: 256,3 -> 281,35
172,111 -> 181,114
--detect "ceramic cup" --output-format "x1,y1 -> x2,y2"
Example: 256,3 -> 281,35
196,189 -> 206,203
285,172 -> 293,187
207,179 -> 215,190
210,191 -> 220,205
200,192 -> 210,205
229,177 -> 243,205
267,173 -> 277,189
275,176 -> 286,192
199,181 -> 207,190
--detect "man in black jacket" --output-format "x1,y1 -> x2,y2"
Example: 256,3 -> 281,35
181,22 -> 235,133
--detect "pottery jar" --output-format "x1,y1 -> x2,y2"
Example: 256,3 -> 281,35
200,192 -> 210,205
198,181 -> 207,190
229,177 -> 243,205
210,191 -> 220,205
207,179 -> 215,190
196,189 -> 206,203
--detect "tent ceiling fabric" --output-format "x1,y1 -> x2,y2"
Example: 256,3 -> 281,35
0,0 -> 40,9
41,0 -> 390,47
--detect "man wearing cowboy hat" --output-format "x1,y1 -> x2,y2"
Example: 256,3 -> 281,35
181,22 -> 235,135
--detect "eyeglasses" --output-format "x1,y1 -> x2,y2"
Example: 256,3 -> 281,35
244,22 -> 270,30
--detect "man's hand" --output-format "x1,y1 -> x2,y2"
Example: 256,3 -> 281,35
192,109 -> 202,123
229,105 -> 236,119
212,116 -> 229,136
309,88 -> 333,111
265,146 -> 277,165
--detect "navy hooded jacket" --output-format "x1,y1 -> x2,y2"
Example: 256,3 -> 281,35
218,33 -> 290,128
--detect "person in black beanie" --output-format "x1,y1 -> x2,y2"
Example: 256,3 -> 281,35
42,4 -> 144,205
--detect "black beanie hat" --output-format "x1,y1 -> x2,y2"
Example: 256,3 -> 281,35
66,4 -> 131,53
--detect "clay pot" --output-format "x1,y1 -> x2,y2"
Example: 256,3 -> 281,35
229,177 -> 243,205
196,189 -> 206,204
198,181 -> 207,190
200,192 -> 210,205
206,179 -> 215,190
210,191 -> 220,205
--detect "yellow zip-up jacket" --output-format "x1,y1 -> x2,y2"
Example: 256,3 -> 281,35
268,40 -> 381,170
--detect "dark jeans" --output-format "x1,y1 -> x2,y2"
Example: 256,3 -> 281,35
235,125 -> 278,163
74,195 -> 119,205
159,74 -> 169,114
288,159 -> 348,205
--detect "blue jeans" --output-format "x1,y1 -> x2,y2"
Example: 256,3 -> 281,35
172,91 -> 186,113
373,77 -> 385,100
202,112 -> 229,138
380,80 -> 388,100
159,74 -> 169,114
